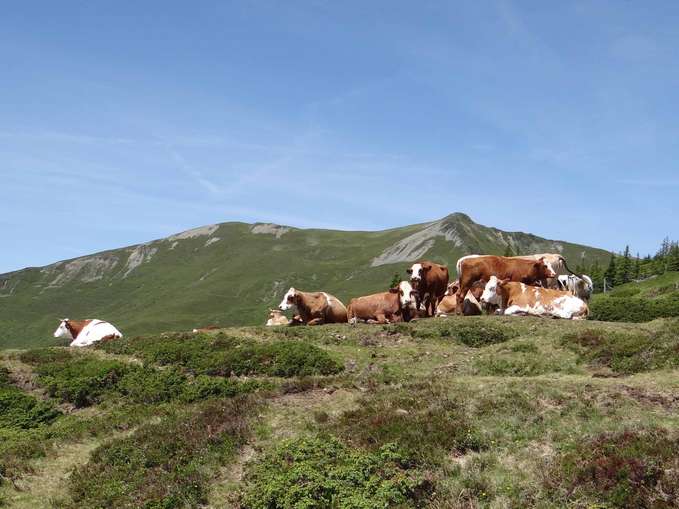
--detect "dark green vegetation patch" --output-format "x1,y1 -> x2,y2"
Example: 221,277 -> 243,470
98,332 -> 343,378
562,321 -> 679,374
69,397 -> 256,509
546,428 -> 679,508
20,348 -> 266,407
590,293 -> 679,322
0,367 -> 60,430
240,436 -> 429,509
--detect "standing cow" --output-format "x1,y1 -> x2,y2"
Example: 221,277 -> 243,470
456,255 -> 556,313
347,281 -> 417,324
480,276 -> 589,320
406,261 -> 449,317
279,288 -> 348,325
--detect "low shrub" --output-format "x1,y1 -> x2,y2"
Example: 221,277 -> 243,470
0,368 -> 61,429
68,397 -> 256,508
240,436 -> 430,509
330,382 -> 484,465
452,322 -> 516,347
589,292 -> 679,322
562,328 -> 679,374
99,335 -> 342,378
546,428 -> 679,508
474,354 -> 577,377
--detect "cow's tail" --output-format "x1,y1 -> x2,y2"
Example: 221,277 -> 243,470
561,257 -> 585,280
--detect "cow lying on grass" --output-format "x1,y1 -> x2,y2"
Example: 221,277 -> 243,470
54,318 -> 123,347
347,281 -> 417,324
279,288 -> 348,325
436,280 -> 487,316
480,276 -> 589,320
557,274 -> 594,301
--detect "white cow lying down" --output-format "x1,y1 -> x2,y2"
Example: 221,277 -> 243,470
53,318 -> 123,347
480,276 -> 589,320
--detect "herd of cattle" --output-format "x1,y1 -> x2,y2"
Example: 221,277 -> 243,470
269,253 -> 593,326
54,253 -> 594,347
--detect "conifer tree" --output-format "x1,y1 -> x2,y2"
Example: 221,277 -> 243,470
615,245 -> 632,285
604,254 -> 617,290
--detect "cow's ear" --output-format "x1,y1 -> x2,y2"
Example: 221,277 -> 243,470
406,268 -> 412,274
423,264 -> 431,271
500,278 -> 511,285
389,287 -> 399,293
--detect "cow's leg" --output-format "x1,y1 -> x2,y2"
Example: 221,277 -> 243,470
307,318 -> 324,326
374,313 -> 388,324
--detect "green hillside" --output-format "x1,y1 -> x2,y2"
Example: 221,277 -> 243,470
0,213 -> 611,348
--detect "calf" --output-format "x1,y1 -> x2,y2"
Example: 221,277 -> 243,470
456,255 -> 556,313
347,281 -> 416,324
53,318 -> 123,347
407,261 -> 449,317
480,276 -> 588,320
279,288 -> 348,325
265,309 -> 290,326
436,280 -> 487,316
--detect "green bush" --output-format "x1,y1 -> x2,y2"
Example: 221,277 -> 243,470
240,436 -> 429,509
590,292 -> 679,322
546,428 -> 679,508
562,327 -> 679,374
99,335 -> 342,378
474,354 -> 577,377
330,382 -> 484,465
452,322 -> 516,347
0,368 -> 61,430
68,397 -> 256,509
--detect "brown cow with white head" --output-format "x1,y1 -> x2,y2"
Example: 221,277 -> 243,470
406,260 -> 449,317
347,281 -> 417,324
456,255 -> 556,313
278,288 -> 348,325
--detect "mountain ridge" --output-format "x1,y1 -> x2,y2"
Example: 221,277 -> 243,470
0,213 -> 611,347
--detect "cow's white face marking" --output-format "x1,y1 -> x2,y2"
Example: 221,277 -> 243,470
409,263 -> 423,281
53,319 -> 72,339
481,276 -> 502,305
398,281 -> 415,307
279,288 -> 296,310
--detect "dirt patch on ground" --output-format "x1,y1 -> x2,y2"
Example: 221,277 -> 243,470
619,384 -> 679,410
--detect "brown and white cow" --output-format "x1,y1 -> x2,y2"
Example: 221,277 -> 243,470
278,288 -> 348,325
456,255 -> 556,313
265,309 -> 290,326
513,253 -> 567,289
436,280 -> 487,316
480,276 -> 588,320
557,274 -> 594,301
406,261 -> 449,317
347,281 -> 417,324
53,318 -> 123,347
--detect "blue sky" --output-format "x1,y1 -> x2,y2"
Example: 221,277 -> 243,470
2,1 -> 678,273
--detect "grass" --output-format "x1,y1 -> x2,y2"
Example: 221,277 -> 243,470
2,315 -> 679,508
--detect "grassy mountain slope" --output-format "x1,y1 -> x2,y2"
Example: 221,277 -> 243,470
0,213 -> 611,348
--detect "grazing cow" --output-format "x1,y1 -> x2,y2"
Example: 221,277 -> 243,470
480,276 -> 589,320
347,281 -> 417,324
406,261 -> 449,317
557,274 -> 594,301
436,280 -> 487,316
265,309 -> 290,326
456,255 -> 556,313
53,318 -> 123,347
279,288 -> 348,325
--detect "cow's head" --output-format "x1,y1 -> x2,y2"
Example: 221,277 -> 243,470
534,257 -> 557,280
390,280 -> 417,308
480,276 -> 509,306
269,309 -> 283,318
406,262 -> 431,287
54,319 -> 73,339
445,280 -> 460,296
279,288 -> 298,311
